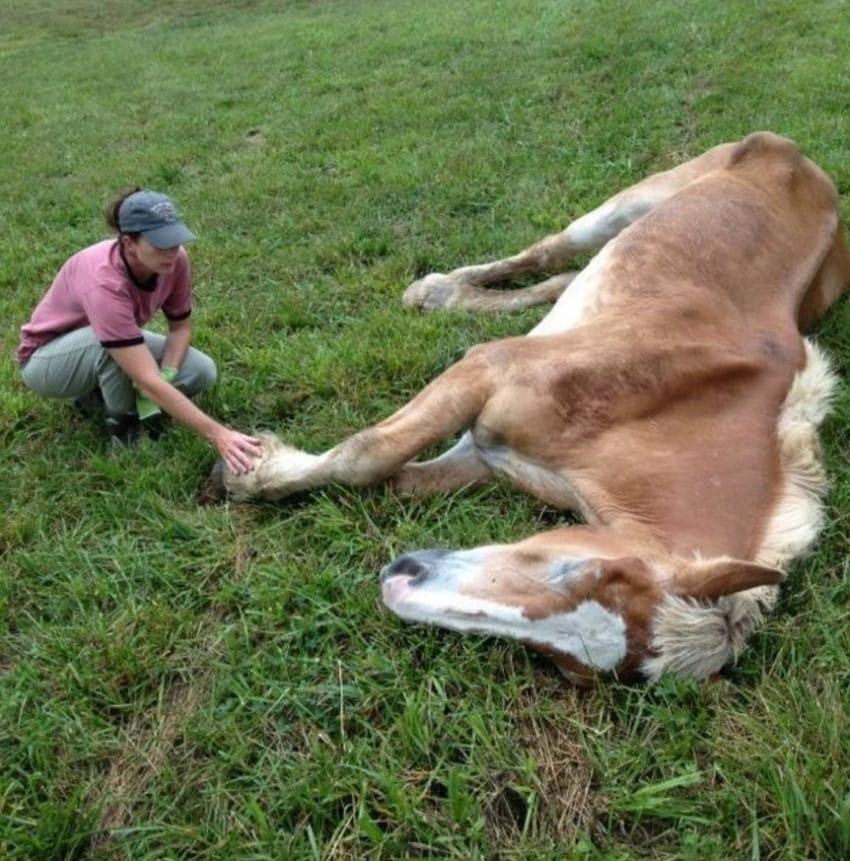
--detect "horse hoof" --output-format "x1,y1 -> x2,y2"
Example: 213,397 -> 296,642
402,273 -> 467,310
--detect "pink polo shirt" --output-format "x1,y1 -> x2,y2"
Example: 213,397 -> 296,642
16,240 -> 192,364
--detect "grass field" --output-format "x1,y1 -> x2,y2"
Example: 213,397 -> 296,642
2,0 -> 850,858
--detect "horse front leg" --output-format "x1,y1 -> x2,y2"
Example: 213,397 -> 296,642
213,346 -> 498,501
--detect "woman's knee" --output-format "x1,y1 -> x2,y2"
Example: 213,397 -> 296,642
181,350 -> 217,395
197,353 -> 218,391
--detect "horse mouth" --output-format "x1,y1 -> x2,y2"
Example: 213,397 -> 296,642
380,570 -> 417,610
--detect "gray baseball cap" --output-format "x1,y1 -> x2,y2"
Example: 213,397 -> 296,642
118,190 -> 197,248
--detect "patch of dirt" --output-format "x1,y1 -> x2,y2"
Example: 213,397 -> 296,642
89,675 -> 213,851
244,127 -> 266,146
88,531 -> 257,850
484,679 -> 604,844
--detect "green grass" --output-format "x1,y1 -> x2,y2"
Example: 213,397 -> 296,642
1,0 -> 849,857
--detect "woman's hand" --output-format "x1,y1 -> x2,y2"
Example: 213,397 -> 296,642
212,427 -> 263,475
107,345 -> 264,473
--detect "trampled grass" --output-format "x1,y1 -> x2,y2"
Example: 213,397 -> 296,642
1,0 -> 849,857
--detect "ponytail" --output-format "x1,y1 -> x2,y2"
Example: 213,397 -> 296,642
105,187 -> 142,236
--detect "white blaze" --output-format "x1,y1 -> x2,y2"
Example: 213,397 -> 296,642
384,583 -> 627,671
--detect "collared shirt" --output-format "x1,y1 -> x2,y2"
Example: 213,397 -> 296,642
16,239 -> 192,363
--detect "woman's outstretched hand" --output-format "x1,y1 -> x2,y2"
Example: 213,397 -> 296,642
212,427 -> 263,475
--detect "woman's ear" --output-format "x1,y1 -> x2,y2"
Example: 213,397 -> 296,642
671,558 -> 784,601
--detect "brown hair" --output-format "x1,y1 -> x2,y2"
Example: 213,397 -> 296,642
105,187 -> 142,237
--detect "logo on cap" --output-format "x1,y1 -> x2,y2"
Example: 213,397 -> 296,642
150,201 -> 177,224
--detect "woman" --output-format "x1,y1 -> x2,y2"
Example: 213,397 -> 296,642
16,188 -> 261,475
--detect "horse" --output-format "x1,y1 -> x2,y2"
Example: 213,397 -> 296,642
211,132 -> 849,683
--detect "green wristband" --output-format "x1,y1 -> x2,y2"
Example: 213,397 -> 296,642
160,367 -> 177,383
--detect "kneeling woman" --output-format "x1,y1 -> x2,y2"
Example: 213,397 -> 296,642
16,189 -> 261,475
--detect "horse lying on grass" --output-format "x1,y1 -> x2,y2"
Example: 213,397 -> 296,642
210,132 -> 849,683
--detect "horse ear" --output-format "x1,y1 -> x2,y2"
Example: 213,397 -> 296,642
671,558 -> 784,601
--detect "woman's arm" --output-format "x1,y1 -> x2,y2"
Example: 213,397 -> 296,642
160,317 -> 192,371
108,343 -> 261,474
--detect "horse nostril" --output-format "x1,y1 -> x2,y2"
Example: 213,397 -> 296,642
381,554 -> 431,585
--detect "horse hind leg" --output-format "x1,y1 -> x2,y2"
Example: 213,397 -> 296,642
392,431 -> 493,495
402,141 -> 739,313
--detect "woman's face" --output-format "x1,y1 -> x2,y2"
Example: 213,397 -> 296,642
124,235 -> 181,276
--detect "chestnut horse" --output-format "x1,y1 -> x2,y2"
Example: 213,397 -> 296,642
213,132 -> 849,682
